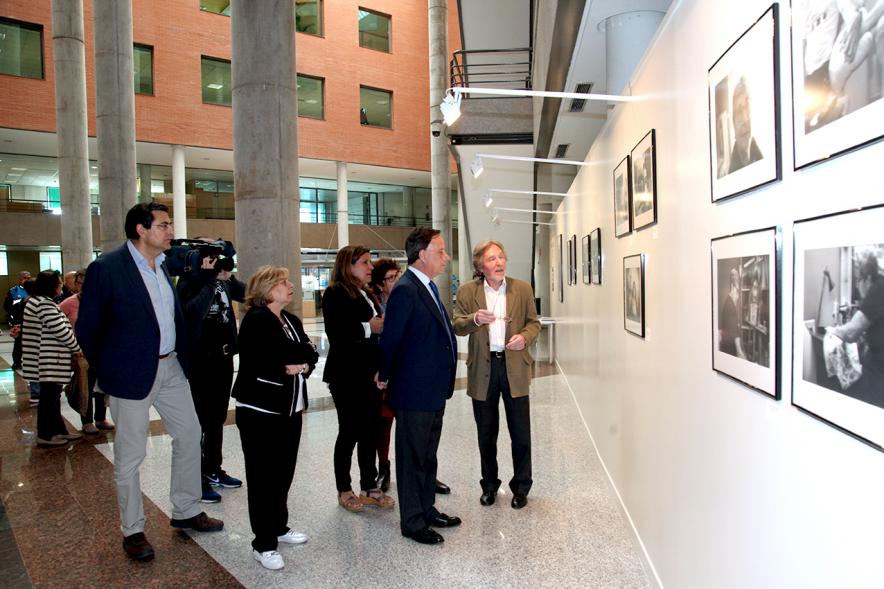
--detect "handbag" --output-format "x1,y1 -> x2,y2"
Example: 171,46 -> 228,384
65,355 -> 91,416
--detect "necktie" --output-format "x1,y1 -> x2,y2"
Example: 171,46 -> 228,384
428,280 -> 455,350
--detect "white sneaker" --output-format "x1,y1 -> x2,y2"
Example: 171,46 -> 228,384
278,529 -> 308,544
253,549 -> 284,570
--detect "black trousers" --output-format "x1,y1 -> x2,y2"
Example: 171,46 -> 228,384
80,367 -> 107,426
12,335 -> 22,367
236,406 -> 302,552
472,355 -> 533,496
36,382 -> 66,439
330,381 -> 381,492
190,352 -> 234,476
395,408 -> 443,534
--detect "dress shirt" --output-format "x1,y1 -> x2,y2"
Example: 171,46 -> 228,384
484,278 -> 507,352
127,240 -> 176,355
359,289 -> 378,338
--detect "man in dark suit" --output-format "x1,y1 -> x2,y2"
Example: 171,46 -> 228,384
77,203 -> 223,562
377,227 -> 460,545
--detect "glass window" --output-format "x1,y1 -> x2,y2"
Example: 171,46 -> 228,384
0,252 -> 8,276
201,56 -> 232,106
297,74 -> 324,119
133,44 -> 153,95
47,186 -> 60,213
39,252 -> 62,272
200,1 -> 231,16
0,18 -> 43,79
296,0 -> 323,35
358,8 -> 390,52
359,86 -> 392,128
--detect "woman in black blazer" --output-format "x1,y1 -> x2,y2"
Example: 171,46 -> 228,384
232,266 -> 318,571
322,245 -> 395,513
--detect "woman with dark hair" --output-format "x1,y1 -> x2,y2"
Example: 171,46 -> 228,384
322,245 -> 395,513
21,270 -> 84,447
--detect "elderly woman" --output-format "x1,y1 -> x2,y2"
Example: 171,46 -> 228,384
322,246 -> 394,513
21,270 -> 84,447
232,266 -> 318,571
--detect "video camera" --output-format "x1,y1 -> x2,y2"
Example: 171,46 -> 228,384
165,238 -> 236,277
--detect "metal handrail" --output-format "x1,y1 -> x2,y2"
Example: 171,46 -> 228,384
449,48 -> 533,92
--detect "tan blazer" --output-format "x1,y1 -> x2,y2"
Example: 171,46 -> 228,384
453,277 -> 541,401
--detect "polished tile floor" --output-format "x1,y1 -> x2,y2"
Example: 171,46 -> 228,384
0,323 -> 649,588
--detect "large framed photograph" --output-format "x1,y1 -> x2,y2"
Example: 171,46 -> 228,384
623,254 -> 645,337
590,228 -> 602,284
557,234 -> 564,303
791,0 -> 884,168
711,227 -> 781,398
793,205 -> 884,451
570,235 -> 578,286
630,130 -> 657,230
613,156 -> 632,237
582,234 -> 591,284
708,4 -> 781,202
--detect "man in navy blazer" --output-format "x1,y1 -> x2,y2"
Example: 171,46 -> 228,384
77,203 -> 223,562
378,227 -> 461,544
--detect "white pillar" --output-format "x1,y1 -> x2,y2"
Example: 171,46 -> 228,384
172,145 -> 187,239
336,161 -> 349,248
457,182 -> 470,288
534,202 -> 552,315
604,10 -> 665,95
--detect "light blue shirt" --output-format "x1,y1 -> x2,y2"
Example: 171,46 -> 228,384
127,240 -> 176,355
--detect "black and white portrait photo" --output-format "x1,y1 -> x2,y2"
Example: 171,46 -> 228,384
590,228 -> 602,284
613,156 -> 632,237
708,4 -> 780,201
793,206 -> 884,451
793,0 -> 884,167
630,130 -> 657,230
582,234 -> 591,285
623,254 -> 645,337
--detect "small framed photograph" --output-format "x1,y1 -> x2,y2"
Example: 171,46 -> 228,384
582,234 -> 591,285
791,0 -> 884,169
566,235 -> 573,285
793,205 -> 884,452
631,130 -> 657,230
613,156 -> 632,237
623,254 -> 645,337
711,226 -> 781,398
590,228 -> 602,284
570,235 -> 578,286
557,234 -> 564,303
708,4 -> 781,202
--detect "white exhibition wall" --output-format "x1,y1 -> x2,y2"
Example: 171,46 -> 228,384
551,1 -> 884,588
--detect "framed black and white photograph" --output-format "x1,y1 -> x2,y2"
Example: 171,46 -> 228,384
590,228 -> 602,284
569,235 -> 578,286
623,254 -> 645,337
791,0 -> 884,169
708,4 -> 781,202
793,205 -> 884,451
630,130 -> 657,230
711,227 -> 781,398
613,156 -> 632,237
557,234 -> 564,303
582,234 -> 591,285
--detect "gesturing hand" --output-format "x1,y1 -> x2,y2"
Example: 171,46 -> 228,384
505,334 -> 526,351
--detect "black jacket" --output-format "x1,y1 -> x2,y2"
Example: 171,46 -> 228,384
321,282 -> 381,387
231,306 -> 318,416
177,271 -> 246,355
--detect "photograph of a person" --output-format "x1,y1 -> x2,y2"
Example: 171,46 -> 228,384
792,0 -> 884,168
613,156 -> 632,237
623,254 -> 645,337
711,227 -> 779,397
708,4 -> 780,202
630,130 -> 657,230
793,206 -> 884,451
590,228 -> 602,284
582,234 -> 591,285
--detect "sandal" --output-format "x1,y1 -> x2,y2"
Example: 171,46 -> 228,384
360,488 -> 395,509
338,491 -> 364,513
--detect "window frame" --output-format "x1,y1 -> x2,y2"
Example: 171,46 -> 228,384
359,85 -> 393,130
133,43 -> 154,96
296,0 -> 324,37
296,73 -> 325,120
0,17 -> 44,80
200,55 -> 232,107
357,7 -> 392,53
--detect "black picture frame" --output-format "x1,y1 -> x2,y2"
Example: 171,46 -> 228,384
630,130 -> 657,231
623,254 -> 645,337
590,228 -> 602,284
790,0 -> 884,169
613,155 -> 632,238
792,204 -> 884,452
711,226 -> 782,399
570,235 -> 578,286
708,3 -> 782,202
582,234 -> 591,285
557,233 -> 564,303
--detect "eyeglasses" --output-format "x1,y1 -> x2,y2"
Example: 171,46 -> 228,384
153,222 -> 174,231
384,274 -> 399,282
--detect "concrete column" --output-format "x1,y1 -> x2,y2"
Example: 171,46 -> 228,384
138,163 -> 152,203
231,0 -> 302,314
52,0 -> 93,270
93,0 -> 137,252
336,161 -> 349,248
457,183 -> 470,289
429,0 -> 452,307
171,145 -> 187,239
534,202 -> 552,316
604,10 -> 665,95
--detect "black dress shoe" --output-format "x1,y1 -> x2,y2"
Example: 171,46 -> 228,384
170,511 -> 224,532
428,513 -> 461,528
123,532 -> 155,561
511,494 -> 528,509
402,527 -> 444,544
434,479 -> 451,494
480,489 -> 496,506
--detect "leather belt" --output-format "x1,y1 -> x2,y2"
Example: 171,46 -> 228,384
158,352 -> 172,359
490,351 -> 506,358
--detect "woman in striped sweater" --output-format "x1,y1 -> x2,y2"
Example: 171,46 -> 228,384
21,270 -> 84,447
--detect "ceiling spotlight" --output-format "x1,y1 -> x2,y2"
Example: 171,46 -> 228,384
440,91 -> 462,126
470,155 -> 484,179
483,194 -> 493,208
491,214 -> 500,226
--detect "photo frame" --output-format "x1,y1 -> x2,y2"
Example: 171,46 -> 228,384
630,130 -> 657,230
582,234 -> 591,284
711,226 -> 781,398
566,235 -> 573,285
590,228 -> 602,284
708,4 -> 781,202
613,155 -> 632,237
791,0 -> 884,169
623,254 -> 645,337
570,235 -> 578,286
793,205 -> 884,452
557,234 -> 564,303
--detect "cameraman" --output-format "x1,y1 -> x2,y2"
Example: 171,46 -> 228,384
177,245 -> 245,503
